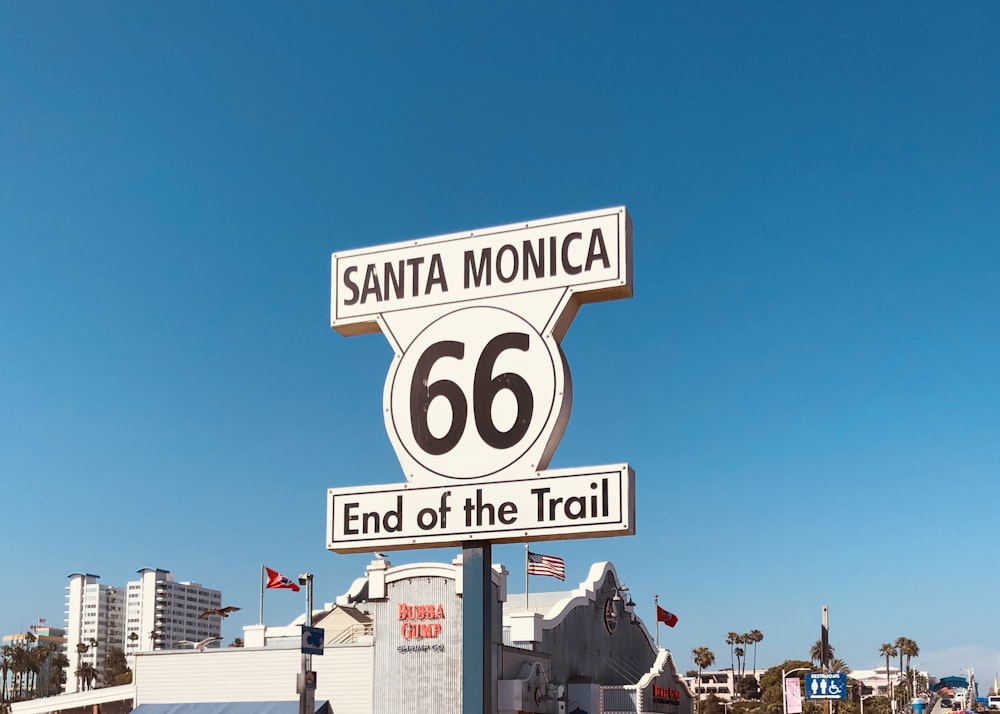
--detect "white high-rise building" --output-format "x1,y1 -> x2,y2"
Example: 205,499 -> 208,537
65,573 -> 125,692
125,568 -> 222,655
65,568 -> 223,692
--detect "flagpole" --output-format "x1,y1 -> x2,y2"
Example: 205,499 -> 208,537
259,564 -> 265,625
524,544 -> 530,610
655,594 -> 660,648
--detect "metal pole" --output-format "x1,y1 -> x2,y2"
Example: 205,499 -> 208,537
463,542 -> 493,714
782,670 -> 788,714
298,573 -> 313,714
524,543 -> 529,610
259,565 -> 265,626
654,594 -> 660,648
784,667 -> 810,714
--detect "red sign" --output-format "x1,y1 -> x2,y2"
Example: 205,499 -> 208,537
653,685 -> 681,704
398,602 -> 445,639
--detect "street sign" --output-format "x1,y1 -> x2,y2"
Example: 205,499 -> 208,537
297,671 -> 317,691
301,626 -> 324,656
327,207 -> 634,553
328,463 -> 634,552
805,674 -> 847,700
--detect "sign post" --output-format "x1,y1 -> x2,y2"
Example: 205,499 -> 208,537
328,207 -> 635,714
297,573 -> 314,714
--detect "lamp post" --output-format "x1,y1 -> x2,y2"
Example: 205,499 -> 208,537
298,572 -> 313,714
860,694 -> 876,714
960,668 -> 975,711
783,667 -> 812,714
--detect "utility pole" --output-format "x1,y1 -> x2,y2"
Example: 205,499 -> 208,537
298,573 -> 314,714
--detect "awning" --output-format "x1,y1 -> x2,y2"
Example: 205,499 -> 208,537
132,702 -> 330,714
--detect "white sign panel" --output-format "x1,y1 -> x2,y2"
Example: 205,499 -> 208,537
331,206 -> 631,334
328,465 -> 634,553
327,207 -> 634,553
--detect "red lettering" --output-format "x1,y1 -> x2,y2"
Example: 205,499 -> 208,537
400,622 -> 443,639
653,685 -> 680,702
397,602 -> 446,621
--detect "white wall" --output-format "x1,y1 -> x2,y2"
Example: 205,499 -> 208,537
134,644 -> 374,714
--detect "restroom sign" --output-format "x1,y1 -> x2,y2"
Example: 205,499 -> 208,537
327,207 -> 635,552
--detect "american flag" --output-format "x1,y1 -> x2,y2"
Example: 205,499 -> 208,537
527,551 -> 565,580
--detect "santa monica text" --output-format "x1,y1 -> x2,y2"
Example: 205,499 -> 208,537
340,230 -> 610,307
331,209 -> 627,324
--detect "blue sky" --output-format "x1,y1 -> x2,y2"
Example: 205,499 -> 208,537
2,0 -> 998,686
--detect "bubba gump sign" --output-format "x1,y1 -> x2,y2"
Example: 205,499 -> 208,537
399,602 -> 445,639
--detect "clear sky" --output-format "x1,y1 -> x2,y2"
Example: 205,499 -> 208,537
2,0 -> 998,687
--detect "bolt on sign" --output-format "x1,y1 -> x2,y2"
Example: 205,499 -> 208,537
327,207 -> 636,553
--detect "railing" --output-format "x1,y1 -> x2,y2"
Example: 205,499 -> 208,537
326,623 -> 374,645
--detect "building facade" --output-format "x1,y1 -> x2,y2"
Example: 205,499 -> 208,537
678,670 -> 767,702
64,569 -> 222,694
2,620 -> 68,701
65,573 -> 125,692
125,569 -> 223,655
19,557 -> 693,714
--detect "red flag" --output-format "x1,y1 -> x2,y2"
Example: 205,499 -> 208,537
657,605 -> 678,627
265,566 -> 301,592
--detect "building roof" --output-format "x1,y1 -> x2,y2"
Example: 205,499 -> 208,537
132,702 -> 330,714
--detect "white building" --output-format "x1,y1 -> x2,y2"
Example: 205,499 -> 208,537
678,669 -> 767,702
65,573 -> 125,691
125,568 -> 223,655
64,569 -> 223,693
849,665 -> 927,698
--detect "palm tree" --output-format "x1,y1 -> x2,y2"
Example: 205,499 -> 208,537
893,637 -> 907,686
74,663 -> 98,691
11,644 -> 27,700
48,649 -> 69,696
1,643 -> 12,702
692,647 -> 716,714
74,642 -> 89,690
879,643 -> 897,697
726,632 -> 739,678
900,638 -> 919,674
810,639 -> 835,668
829,658 -> 851,674
748,630 -> 764,674
898,638 -> 919,699
24,645 -> 46,699
738,633 -> 751,676
734,646 -> 745,678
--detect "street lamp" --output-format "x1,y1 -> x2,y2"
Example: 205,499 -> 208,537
783,667 -> 813,714
612,585 -> 634,608
960,668 -> 975,710
611,585 -> 636,624
860,694 -> 877,714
